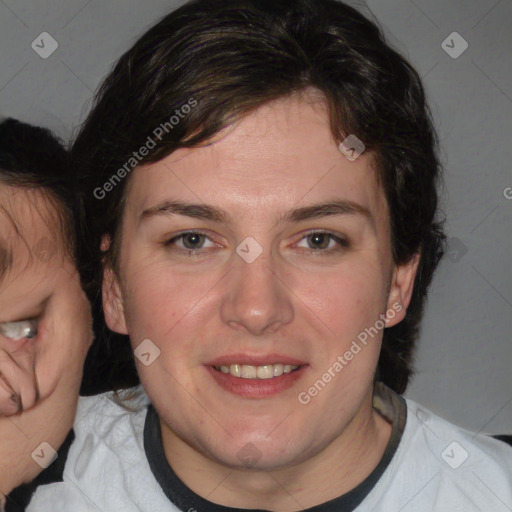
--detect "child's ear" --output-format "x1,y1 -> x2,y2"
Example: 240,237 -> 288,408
385,252 -> 420,328
101,235 -> 128,335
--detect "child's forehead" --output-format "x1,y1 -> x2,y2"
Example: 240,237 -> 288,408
1,186 -> 56,234
0,186 -> 64,271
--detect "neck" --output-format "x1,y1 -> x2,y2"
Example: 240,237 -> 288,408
160,395 -> 392,511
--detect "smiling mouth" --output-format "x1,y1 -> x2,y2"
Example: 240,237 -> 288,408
212,363 -> 301,379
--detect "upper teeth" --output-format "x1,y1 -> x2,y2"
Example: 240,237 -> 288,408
216,364 -> 299,379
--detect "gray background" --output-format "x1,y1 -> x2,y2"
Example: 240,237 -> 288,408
0,0 -> 510,432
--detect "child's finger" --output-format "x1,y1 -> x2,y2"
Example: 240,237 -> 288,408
0,368 -> 20,416
0,349 -> 38,416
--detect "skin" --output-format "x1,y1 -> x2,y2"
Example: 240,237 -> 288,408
104,89 -> 419,511
0,186 -> 93,505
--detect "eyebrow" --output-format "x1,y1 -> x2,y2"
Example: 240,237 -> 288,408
140,199 -> 373,226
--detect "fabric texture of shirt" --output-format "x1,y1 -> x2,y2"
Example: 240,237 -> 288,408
24,384 -> 512,511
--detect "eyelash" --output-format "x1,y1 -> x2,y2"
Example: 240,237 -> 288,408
0,319 -> 39,342
164,230 -> 348,257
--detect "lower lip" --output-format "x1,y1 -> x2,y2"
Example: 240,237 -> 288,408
205,365 -> 308,398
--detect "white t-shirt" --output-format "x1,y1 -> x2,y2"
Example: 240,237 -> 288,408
24,384 -> 512,511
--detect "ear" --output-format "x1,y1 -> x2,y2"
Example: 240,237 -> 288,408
385,252 -> 420,328
101,234 -> 128,335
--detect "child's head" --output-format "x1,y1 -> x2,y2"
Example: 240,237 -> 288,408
0,118 -> 92,495
72,0 -> 445,471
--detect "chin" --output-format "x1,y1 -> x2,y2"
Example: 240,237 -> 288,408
210,436 -> 304,471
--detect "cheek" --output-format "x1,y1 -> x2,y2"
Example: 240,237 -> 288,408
121,259 -> 215,349
297,258 -> 388,338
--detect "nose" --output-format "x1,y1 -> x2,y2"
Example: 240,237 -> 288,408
220,248 -> 294,336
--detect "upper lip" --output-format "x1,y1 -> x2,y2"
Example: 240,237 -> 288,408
205,353 -> 308,367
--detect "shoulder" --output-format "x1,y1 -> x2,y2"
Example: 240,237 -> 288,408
404,398 -> 512,470
68,385 -> 151,479
26,386 -> 172,511
74,385 -> 149,440
366,397 -> 512,511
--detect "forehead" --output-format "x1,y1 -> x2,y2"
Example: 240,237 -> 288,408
126,93 -> 386,223
0,186 -> 65,293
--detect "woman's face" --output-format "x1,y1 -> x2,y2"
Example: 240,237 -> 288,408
0,186 -> 92,491
104,91 -> 418,470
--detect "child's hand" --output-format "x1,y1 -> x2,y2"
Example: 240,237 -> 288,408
0,346 -> 37,416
